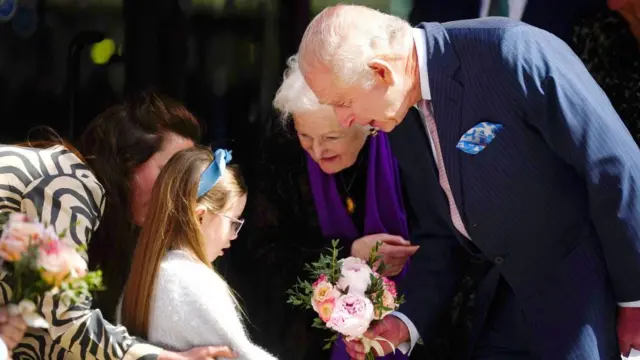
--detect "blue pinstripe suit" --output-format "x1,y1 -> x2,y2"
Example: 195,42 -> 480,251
389,18 -> 640,359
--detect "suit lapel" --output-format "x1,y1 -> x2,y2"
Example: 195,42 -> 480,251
422,23 -> 466,221
388,107 -> 436,180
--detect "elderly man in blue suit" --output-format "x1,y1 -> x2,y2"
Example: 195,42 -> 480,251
294,4 -> 640,360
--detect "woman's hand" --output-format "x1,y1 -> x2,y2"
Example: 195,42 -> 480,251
351,233 -> 419,276
160,346 -> 238,360
0,307 -> 27,353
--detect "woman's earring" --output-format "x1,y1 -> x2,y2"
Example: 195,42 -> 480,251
369,127 -> 379,137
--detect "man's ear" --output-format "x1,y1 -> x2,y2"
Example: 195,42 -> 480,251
368,59 -> 396,86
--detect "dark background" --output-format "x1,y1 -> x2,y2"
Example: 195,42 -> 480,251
1,0 -> 638,358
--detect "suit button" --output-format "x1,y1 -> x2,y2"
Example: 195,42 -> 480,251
494,257 -> 504,265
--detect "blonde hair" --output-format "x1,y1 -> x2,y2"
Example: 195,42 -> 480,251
120,146 -> 247,338
298,5 -> 411,88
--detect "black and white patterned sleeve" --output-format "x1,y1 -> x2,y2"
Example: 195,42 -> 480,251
0,146 -> 162,360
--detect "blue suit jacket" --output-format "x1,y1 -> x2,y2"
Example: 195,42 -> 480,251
389,18 -> 640,359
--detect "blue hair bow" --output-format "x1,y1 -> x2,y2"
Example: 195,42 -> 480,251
197,149 -> 232,198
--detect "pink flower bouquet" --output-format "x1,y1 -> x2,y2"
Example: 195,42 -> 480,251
287,240 -> 404,359
0,213 -> 103,328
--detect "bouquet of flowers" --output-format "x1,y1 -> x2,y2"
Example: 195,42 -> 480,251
287,240 -> 403,359
0,212 -> 104,328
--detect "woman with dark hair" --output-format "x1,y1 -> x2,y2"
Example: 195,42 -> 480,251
80,93 -> 201,320
0,93 -> 236,360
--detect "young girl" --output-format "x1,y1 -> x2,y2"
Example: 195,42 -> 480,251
120,146 -> 276,359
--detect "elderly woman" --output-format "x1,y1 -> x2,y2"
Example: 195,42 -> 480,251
272,56 -> 419,360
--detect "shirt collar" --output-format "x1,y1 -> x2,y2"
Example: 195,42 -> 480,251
411,27 -> 431,101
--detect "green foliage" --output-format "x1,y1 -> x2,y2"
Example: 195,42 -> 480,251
286,239 -> 342,310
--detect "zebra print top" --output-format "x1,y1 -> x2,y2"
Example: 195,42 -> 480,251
0,145 -> 161,360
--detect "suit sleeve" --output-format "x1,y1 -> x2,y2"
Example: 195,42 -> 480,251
395,169 -> 466,342
502,25 -> 640,303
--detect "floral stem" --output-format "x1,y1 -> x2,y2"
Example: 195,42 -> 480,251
15,268 -> 22,301
365,351 -> 376,360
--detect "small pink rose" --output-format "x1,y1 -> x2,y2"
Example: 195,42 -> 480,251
311,281 -> 339,312
313,274 -> 328,288
38,234 -> 87,286
317,297 -> 336,323
0,213 -> 45,261
382,277 -> 397,297
375,289 -> 397,319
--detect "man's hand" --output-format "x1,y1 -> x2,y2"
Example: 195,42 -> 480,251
0,307 -> 27,352
345,315 -> 410,360
159,346 -> 238,360
351,234 -> 419,276
619,307 -> 640,356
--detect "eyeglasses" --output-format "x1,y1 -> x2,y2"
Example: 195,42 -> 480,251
218,213 -> 244,237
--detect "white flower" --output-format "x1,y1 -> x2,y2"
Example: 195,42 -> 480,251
8,300 -> 49,329
337,257 -> 373,295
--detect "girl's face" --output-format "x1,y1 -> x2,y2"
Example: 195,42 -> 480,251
197,194 -> 247,263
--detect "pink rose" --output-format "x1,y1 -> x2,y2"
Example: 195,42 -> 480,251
337,257 -> 372,295
62,246 -> 88,278
312,274 -> 328,288
311,281 -> 339,312
0,213 -> 45,261
375,289 -> 397,319
382,277 -> 397,297
37,230 -> 87,286
326,293 -> 374,338
316,297 -> 336,323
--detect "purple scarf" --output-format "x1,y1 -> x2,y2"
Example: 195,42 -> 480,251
307,133 -> 409,360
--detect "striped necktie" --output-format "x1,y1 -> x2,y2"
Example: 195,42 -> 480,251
488,0 -> 509,17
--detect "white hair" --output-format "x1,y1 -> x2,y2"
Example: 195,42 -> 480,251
298,5 -> 411,88
272,55 -> 329,122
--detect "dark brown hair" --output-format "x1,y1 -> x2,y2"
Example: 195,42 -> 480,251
15,128 -> 87,164
78,92 -> 201,319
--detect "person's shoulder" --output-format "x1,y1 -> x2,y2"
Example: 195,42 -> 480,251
0,144 -> 44,166
0,144 -> 95,176
433,18 -> 548,46
439,17 -> 525,33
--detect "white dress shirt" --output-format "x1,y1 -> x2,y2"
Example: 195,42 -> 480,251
394,25 -> 640,355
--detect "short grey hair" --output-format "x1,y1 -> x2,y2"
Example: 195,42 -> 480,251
298,5 -> 411,88
272,55 -> 328,122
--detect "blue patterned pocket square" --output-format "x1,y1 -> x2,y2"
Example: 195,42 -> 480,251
456,122 -> 504,155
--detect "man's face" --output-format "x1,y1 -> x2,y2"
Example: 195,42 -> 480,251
304,70 -> 407,132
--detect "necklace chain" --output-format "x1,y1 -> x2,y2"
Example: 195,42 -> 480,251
338,154 -> 364,195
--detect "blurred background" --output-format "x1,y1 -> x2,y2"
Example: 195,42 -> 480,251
1,0 -> 639,358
